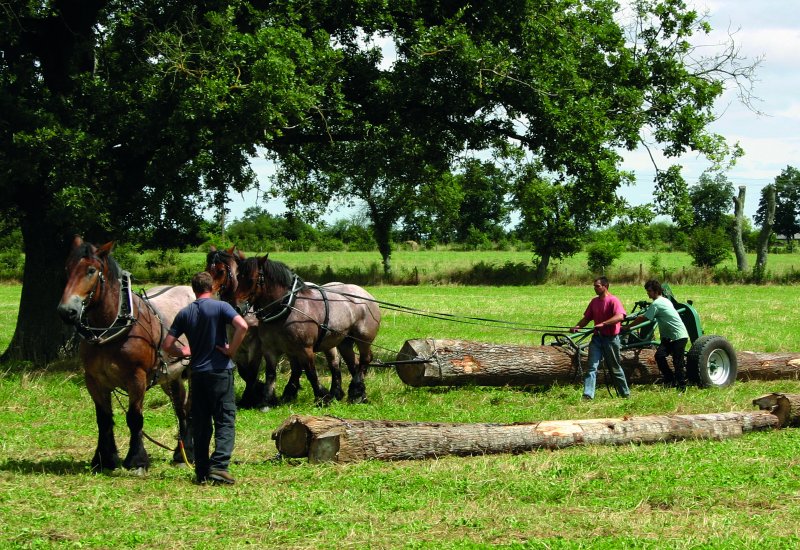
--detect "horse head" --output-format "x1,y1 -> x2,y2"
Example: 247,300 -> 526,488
57,236 -> 120,325
206,245 -> 245,303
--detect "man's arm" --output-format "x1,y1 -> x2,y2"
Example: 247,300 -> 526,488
216,315 -> 248,358
162,333 -> 190,358
571,314 -> 591,333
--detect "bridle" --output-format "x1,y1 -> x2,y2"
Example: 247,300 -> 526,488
209,251 -> 236,297
70,255 -> 139,345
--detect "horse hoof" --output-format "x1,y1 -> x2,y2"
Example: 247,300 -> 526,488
132,467 -> 146,476
348,394 -> 368,404
258,405 -> 272,413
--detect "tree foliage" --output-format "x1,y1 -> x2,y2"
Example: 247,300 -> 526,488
755,166 -> 800,247
0,0 -> 760,363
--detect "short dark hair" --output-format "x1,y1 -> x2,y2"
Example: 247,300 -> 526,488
594,276 -> 609,288
191,271 -> 213,294
644,279 -> 663,295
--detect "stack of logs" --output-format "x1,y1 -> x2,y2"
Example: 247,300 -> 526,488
273,393 -> 800,464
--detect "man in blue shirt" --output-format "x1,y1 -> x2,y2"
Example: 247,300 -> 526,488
163,271 -> 248,484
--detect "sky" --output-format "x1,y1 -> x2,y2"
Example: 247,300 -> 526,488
228,0 -> 800,224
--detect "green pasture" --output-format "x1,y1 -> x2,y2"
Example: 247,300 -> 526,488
2,280 -> 800,547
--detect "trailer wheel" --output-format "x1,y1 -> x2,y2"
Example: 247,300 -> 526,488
687,335 -> 737,388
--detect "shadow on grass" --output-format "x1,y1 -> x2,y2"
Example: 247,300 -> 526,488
0,458 -> 88,475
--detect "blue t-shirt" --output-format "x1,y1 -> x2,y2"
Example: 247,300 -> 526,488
168,298 -> 238,373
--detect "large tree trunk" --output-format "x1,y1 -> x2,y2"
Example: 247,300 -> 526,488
534,252 -> 550,283
394,339 -> 800,387
754,184 -> 776,281
3,221 -> 77,365
732,185 -> 748,272
272,393 -> 798,462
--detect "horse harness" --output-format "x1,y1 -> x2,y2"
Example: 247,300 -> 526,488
252,273 -> 331,352
75,269 -> 138,345
74,269 -> 176,389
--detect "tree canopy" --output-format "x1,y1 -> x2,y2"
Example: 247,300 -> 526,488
1,0 -> 758,364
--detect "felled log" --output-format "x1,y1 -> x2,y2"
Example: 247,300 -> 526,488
395,338 -> 800,387
273,409 -> 782,464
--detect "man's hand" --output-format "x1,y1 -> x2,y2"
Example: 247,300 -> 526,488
216,343 -> 236,358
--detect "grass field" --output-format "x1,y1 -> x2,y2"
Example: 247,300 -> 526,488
2,278 -> 800,548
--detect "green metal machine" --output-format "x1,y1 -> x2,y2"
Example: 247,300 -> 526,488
542,283 -> 737,388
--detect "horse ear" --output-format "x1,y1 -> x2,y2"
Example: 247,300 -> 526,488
71,235 -> 83,250
238,249 -> 247,259
225,245 -> 236,255
96,241 -> 115,257
209,245 -> 217,252
258,254 -> 269,267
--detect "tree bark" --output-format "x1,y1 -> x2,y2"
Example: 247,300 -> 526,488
273,409 -> 782,463
732,185 -> 748,272
2,219 -> 77,366
755,184 -> 776,280
394,339 -> 800,387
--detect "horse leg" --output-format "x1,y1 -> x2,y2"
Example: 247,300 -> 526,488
294,350 -> 331,406
341,338 -> 370,404
122,372 -> 150,472
165,377 -> 194,465
236,354 -> 262,409
258,350 -> 280,410
326,348 -> 345,401
281,356 -> 304,404
236,327 -> 264,409
85,375 -> 120,472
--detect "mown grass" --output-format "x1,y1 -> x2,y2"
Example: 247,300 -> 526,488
2,279 -> 800,548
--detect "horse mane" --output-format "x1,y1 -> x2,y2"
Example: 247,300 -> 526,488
68,241 -> 123,281
240,256 -> 303,289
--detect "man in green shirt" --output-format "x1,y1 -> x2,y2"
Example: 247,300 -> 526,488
628,279 -> 690,391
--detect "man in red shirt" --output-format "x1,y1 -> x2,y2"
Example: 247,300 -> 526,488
571,277 -> 631,400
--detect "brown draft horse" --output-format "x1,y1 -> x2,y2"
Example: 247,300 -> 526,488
57,237 -> 195,472
233,255 -> 381,404
205,246 -> 266,409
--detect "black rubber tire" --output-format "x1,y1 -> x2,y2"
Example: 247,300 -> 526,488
686,335 -> 737,388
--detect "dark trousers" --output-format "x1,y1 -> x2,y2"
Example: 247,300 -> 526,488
191,369 -> 236,480
655,338 -> 688,388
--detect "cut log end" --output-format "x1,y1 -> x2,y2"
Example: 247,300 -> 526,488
272,417 -> 311,458
753,393 -> 800,428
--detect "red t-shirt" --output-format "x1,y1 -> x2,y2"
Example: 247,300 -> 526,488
584,294 -> 626,337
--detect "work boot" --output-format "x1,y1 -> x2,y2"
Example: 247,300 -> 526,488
208,470 -> 236,485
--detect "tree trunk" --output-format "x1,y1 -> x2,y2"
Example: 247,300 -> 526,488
395,339 -> 800,387
754,184 -> 776,280
732,185 -> 748,271
534,252 -> 550,283
272,407 -> 783,463
2,219 -> 77,366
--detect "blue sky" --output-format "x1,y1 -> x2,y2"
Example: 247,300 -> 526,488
229,1 -> 799,224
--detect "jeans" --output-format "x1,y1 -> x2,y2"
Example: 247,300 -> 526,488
191,369 -> 236,480
655,337 -> 688,388
583,334 -> 630,399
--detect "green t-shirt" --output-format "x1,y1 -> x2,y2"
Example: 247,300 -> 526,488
644,296 -> 689,341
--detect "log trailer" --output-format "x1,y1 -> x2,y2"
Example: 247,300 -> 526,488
541,283 -> 737,388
